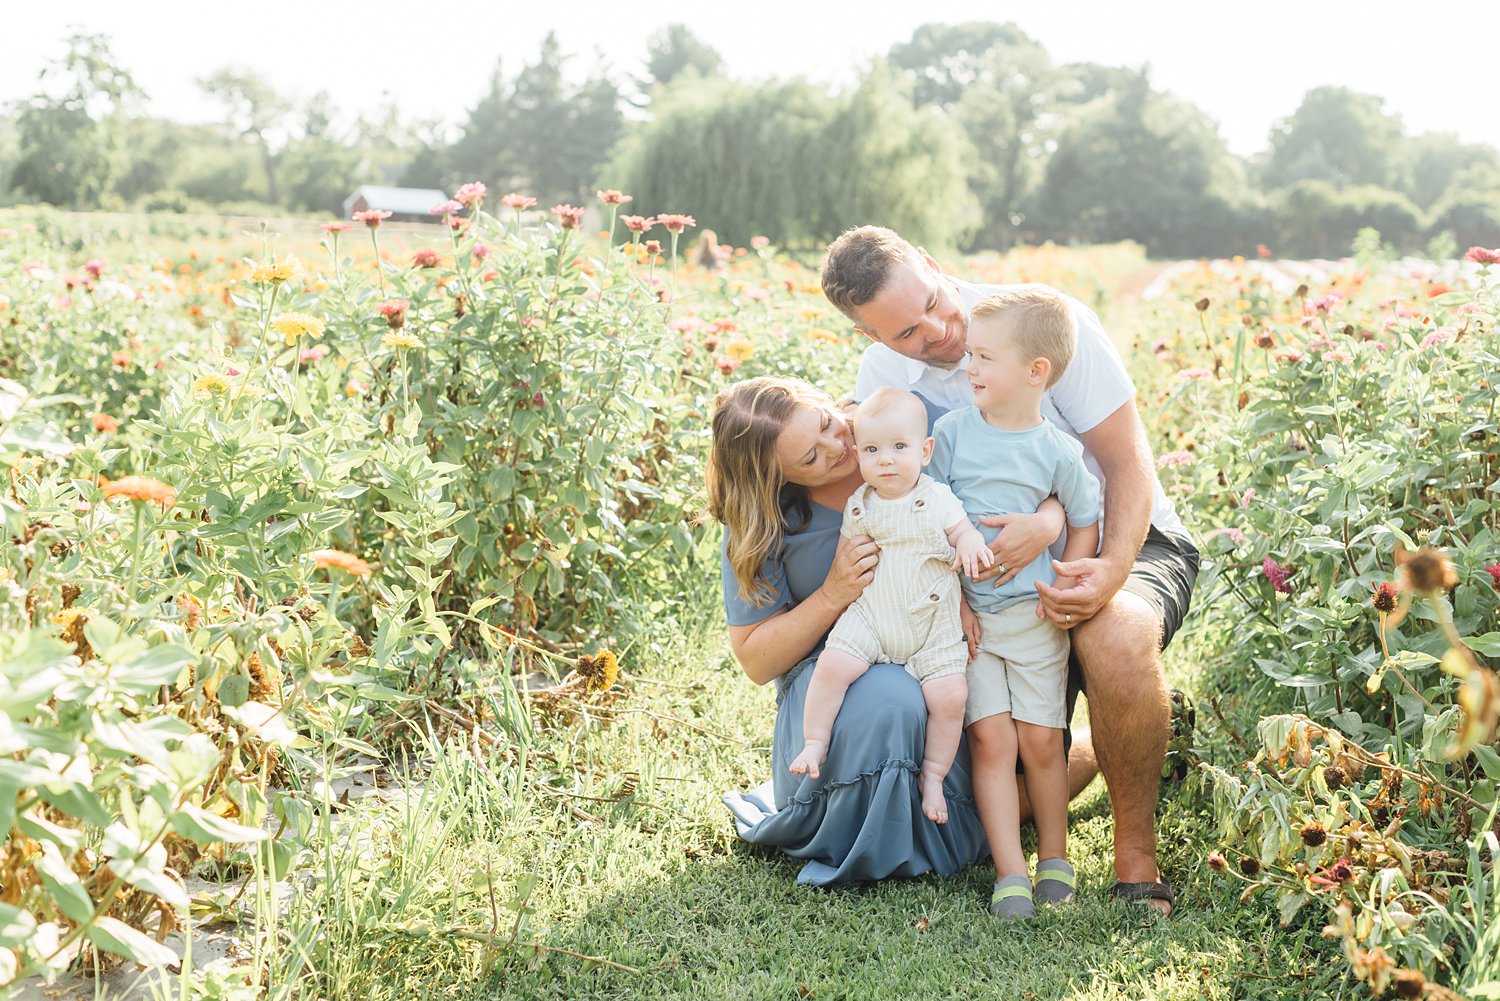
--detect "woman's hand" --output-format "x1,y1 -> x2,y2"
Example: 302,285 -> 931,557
971,500 -> 1067,587
821,534 -> 879,609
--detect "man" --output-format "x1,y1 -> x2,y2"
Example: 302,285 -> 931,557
820,225 -> 1198,915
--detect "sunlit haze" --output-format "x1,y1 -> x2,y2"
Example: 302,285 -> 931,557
2,1 -> 1496,157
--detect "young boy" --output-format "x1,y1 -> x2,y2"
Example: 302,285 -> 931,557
929,289 -> 1102,919
788,387 -> 993,825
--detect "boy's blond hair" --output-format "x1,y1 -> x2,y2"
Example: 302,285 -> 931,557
971,288 -> 1077,388
854,387 -> 927,434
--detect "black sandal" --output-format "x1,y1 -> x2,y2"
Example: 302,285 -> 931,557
1109,879 -> 1175,916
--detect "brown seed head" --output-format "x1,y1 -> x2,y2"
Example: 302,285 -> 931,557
1207,851 -> 1227,872
1300,822 -> 1327,847
575,650 -> 620,693
1372,582 -> 1398,613
1238,855 -> 1262,877
1392,969 -> 1425,999
1195,297 -> 1211,312
1325,766 -> 1347,791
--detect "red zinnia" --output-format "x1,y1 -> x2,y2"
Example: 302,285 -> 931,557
596,189 -> 633,205
92,413 -> 118,434
377,300 -> 410,329
411,248 -> 441,269
1485,564 -> 1500,591
620,215 -> 655,233
1465,247 -> 1500,265
501,193 -> 536,210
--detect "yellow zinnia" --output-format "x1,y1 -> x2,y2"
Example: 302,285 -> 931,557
250,255 -> 302,285
725,338 -> 755,362
192,373 -> 231,397
274,312 -> 325,346
382,332 -> 424,350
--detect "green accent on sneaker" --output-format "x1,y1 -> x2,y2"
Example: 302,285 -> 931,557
989,875 -> 1035,919
1033,858 -> 1076,905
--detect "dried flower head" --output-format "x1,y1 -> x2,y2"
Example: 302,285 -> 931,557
274,312 -> 325,346
1372,582 -> 1398,613
1195,297 -> 1211,312
1300,822 -> 1327,847
51,607 -> 93,660
102,475 -> 176,506
574,650 -> 620,693
1392,969 -> 1425,999
1206,851 -> 1227,872
1238,855 -> 1261,877
1394,545 -> 1458,595
1324,766 -> 1347,791
311,549 -> 371,576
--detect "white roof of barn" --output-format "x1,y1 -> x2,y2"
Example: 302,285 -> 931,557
343,185 -> 449,217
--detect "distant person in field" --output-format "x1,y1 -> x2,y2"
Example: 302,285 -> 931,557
926,290 -> 1101,918
787,387 -> 993,826
819,225 -> 1199,915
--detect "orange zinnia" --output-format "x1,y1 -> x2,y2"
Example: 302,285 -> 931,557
311,549 -> 372,576
102,475 -> 176,506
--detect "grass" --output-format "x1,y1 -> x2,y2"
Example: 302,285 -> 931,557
247,611 -> 1354,1001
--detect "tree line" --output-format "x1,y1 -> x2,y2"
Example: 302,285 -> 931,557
3,24 -> 1497,259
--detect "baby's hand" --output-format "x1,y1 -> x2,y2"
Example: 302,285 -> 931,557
952,534 -> 995,579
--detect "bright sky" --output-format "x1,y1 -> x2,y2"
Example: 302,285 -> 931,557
3,1 -> 1496,157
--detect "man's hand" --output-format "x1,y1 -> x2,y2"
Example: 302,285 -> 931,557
970,508 -> 1065,587
1034,557 -> 1128,629
959,598 -> 982,662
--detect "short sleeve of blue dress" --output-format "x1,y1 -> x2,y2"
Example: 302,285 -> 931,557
719,499 -> 989,886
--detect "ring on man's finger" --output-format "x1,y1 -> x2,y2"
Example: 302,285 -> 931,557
1065,613 -> 1072,625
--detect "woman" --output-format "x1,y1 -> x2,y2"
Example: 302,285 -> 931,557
709,375 -> 1082,887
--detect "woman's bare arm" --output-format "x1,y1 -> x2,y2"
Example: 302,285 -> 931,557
727,534 -> 878,685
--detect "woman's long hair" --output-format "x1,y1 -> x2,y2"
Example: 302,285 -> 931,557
706,376 -> 835,606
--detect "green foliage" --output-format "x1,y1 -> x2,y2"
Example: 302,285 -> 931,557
610,65 -> 976,251
1263,87 -> 1409,192
641,23 -> 723,91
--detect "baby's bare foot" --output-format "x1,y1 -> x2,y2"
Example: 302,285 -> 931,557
789,741 -> 827,780
919,770 -> 948,824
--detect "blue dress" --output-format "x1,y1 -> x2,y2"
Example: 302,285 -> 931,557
720,498 -> 990,886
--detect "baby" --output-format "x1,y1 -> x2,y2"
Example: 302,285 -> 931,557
788,387 -> 992,824
930,288 -> 1101,919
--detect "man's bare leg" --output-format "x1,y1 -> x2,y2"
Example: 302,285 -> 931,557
1071,591 -> 1172,913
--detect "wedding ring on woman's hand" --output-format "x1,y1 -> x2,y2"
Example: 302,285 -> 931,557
996,564 -> 1008,577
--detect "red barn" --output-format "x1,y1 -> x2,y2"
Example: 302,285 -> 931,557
342,186 -> 450,224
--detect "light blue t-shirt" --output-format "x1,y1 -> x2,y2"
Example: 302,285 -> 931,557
929,406 -> 1102,613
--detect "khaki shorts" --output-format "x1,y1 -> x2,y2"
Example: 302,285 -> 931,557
965,601 -> 1070,728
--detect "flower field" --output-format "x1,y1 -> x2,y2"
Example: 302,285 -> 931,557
0,195 -> 1497,999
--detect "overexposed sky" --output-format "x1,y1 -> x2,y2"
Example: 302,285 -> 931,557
2,1 -> 1496,157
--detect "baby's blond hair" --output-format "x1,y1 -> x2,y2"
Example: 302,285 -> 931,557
853,387 -> 927,436
971,288 -> 1077,388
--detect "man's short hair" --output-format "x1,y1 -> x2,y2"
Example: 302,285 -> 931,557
854,386 -> 927,433
971,289 -> 1077,388
820,226 -> 917,322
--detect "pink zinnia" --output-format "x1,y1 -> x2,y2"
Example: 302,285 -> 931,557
82,258 -> 105,278
1176,367 -> 1213,381
454,182 -> 487,208
377,299 -> 410,329
1465,247 -> 1500,265
352,209 -> 393,227
430,199 -> 463,217
656,214 -> 696,234
1420,329 -> 1454,349
742,287 -> 770,302
643,240 -> 662,255
715,355 -> 741,375
1263,557 -> 1294,594
1206,527 -> 1247,546
668,316 -> 703,332
411,248 -> 441,269
751,236 -> 770,250
596,189 -> 633,205
620,215 -> 654,233
0,228 -> 15,238
1256,244 -> 1272,259
1157,450 -> 1194,468
501,193 -> 536,210
472,243 -> 491,261
1274,350 -> 1304,363
551,204 -> 585,230
299,345 -> 328,364
1309,294 -> 1342,314
321,221 -> 353,233
1320,349 -> 1353,364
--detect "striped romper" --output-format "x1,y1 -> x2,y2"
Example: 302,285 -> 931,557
825,474 -> 969,684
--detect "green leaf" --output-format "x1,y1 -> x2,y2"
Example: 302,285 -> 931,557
171,803 -> 269,845
1472,743 -> 1500,781
217,675 -> 250,708
0,903 -> 37,948
118,644 -> 196,688
37,842 -> 93,923
86,916 -> 178,967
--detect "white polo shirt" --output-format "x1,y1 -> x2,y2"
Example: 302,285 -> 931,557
853,277 -> 1186,539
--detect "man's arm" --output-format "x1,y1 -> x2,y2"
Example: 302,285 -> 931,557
1034,401 -> 1154,624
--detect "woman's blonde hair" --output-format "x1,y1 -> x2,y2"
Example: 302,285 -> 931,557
707,376 -> 838,606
